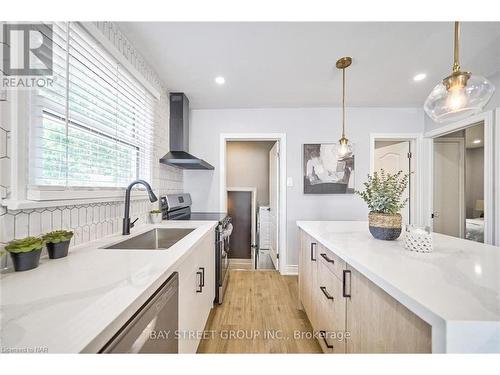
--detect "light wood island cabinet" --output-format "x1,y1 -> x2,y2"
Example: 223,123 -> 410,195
298,228 -> 431,354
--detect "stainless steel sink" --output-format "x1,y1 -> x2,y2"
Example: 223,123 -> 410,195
103,228 -> 195,250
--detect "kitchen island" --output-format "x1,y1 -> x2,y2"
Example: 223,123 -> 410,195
296,221 -> 500,353
0,221 -> 217,353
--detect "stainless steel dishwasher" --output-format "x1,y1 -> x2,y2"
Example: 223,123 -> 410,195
100,272 -> 178,353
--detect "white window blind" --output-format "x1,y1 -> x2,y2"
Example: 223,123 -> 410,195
30,22 -> 155,189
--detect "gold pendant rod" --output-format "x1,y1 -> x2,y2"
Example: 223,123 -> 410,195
453,21 -> 461,73
342,67 -> 346,138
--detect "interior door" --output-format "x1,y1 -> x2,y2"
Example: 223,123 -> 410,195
227,191 -> 252,259
374,141 -> 411,225
269,142 -> 279,270
433,138 -> 465,238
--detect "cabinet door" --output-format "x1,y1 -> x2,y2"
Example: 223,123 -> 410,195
345,265 -> 431,353
178,230 -> 215,353
315,257 -> 346,353
198,230 -> 216,317
299,231 -> 318,329
298,230 -> 309,311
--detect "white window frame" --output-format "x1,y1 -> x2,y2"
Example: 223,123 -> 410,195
2,22 -> 160,210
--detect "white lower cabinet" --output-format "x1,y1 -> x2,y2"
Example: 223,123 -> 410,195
177,229 -> 215,353
298,229 -> 431,354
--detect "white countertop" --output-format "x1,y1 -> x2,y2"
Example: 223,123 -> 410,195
296,221 -> 500,353
0,221 -> 217,353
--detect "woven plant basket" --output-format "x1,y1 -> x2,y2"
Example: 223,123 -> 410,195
368,212 -> 402,240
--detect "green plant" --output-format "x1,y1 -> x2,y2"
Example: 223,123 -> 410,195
43,230 -> 74,244
5,237 -> 45,253
150,210 -> 162,214
355,169 -> 409,214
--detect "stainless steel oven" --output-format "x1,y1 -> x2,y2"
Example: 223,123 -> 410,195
160,193 -> 231,304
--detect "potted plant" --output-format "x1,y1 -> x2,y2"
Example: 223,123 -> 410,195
43,230 -> 74,259
356,169 -> 409,240
5,236 -> 45,271
149,209 -> 163,224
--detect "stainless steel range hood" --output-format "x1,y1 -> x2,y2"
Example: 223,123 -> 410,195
159,93 -> 214,170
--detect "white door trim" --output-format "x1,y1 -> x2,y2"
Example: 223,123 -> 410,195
220,133 -> 288,275
369,133 -> 424,226
423,111 -> 495,245
495,108 -> 500,246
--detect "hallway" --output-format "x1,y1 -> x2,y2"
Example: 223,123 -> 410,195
197,270 -> 322,353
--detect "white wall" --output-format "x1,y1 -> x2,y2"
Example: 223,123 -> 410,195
184,107 -> 424,266
425,71 -> 500,133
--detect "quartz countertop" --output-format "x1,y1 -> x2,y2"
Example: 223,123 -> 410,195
296,221 -> 500,353
0,221 -> 217,353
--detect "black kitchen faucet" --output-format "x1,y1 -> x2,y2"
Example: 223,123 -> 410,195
122,180 -> 158,235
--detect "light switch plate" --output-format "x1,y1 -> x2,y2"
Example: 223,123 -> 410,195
287,177 -> 293,187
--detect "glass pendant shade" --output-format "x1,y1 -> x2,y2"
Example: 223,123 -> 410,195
337,137 -> 351,158
424,74 -> 495,123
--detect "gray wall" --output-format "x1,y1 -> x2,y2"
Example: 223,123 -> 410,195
424,71 -> 500,133
226,141 -> 275,206
184,107 -> 424,267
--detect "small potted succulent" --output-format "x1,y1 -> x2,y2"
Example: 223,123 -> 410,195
5,236 -> 45,271
356,169 -> 409,240
43,230 -> 74,259
149,209 -> 163,224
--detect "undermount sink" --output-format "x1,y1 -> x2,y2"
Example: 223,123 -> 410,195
103,228 -> 195,250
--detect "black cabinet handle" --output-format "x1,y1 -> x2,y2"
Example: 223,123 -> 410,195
343,270 -> 351,298
196,271 -> 203,293
319,330 -> 334,349
319,286 -> 334,300
320,253 -> 335,264
310,242 -> 317,261
199,267 -> 205,287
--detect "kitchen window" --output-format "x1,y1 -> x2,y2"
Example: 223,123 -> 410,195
29,22 -> 155,193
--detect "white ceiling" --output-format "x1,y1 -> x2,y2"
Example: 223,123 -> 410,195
118,22 -> 500,109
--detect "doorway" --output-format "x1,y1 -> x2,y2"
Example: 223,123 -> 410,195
226,141 -> 277,270
371,134 -> 420,226
220,133 -> 287,274
227,189 -> 255,269
432,123 -> 485,243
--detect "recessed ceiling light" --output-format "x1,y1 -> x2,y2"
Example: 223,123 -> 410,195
215,76 -> 225,85
413,73 -> 426,82
473,139 -> 481,144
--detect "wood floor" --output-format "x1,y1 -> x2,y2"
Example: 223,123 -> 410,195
197,270 -> 322,353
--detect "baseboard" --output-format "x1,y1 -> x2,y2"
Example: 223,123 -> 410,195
281,264 -> 298,275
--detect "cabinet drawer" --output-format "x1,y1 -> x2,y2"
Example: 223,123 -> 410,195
315,260 -> 346,354
318,243 -> 345,280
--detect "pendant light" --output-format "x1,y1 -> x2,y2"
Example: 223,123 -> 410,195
336,56 -> 352,157
424,22 -> 495,123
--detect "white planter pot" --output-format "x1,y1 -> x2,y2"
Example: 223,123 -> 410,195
150,213 -> 162,224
